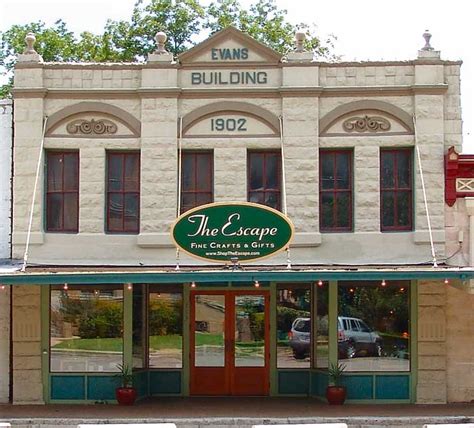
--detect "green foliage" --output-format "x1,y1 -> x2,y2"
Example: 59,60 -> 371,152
148,298 -> 182,336
116,363 -> 133,387
249,311 -> 265,341
277,306 -> 310,333
328,361 -> 346,386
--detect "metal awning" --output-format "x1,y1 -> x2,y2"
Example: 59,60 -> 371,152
1,263 -> 473,284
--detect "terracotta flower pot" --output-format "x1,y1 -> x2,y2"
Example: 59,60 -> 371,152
115,387 -> 137,405
326,385 -> 347,405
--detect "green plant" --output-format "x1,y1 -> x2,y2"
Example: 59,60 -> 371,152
116,364 -> 133,388
328,362 -> 346,386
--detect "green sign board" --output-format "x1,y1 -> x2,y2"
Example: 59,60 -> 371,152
171,202 -> 294,263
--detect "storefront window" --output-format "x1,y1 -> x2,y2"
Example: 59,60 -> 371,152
277,285 -> 311,368
132,284 -> 146,369
50,284 -> 123,372
149,286 -> 183,368
338,281 -> 410,372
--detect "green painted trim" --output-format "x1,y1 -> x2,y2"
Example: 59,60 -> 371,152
182,283 -> 190,396
2,269 -> 473,284
269,282 -> 277,396
123,283 -> 133,370
410,279 -> 418,403
328,281 -> 338,366
41,285 -> 50,403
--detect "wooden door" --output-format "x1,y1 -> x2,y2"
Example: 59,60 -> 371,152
190,290 -> 269,395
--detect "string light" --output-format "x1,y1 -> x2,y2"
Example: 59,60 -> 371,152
127,284 -> 133,290
0,285 -> 6,291
63,283 -> 68,291
381,279 -> 386,287
399,287 -> 405,292
254,280 -> 260,288
349,288 -> 355,293
191,281 -> 196,288
444,278 -> 449,285
317,280 -> 323,287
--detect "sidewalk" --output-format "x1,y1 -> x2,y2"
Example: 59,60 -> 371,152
0,397 -> 473,420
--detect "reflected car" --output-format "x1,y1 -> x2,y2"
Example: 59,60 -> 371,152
288,316 -> 382,360
338,316 -> 383,358
288,317 -> 348,360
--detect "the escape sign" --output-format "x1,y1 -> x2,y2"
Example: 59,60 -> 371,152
171,202 -> 294,263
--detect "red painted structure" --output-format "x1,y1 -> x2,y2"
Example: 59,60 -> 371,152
445,146 -> 474,206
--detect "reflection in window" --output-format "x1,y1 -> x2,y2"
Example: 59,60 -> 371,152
277,285 -> 311,368
149,289 -> 183,368
50,284 -> 123,372
316,281 -> 329,368
338,281 -> 410,372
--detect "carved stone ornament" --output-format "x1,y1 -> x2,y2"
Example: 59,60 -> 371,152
66,119 -> 118,135
342,115 -> 391,133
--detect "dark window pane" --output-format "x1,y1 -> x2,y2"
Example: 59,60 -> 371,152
182,155 -> 195,191
381,152 -> 395,188
108,193 -> 123,230
196,155 -> 211,191
336,152 -> 350,190
124,193 -> 139,231
397,152 -> 411,188
321,193 -> 334,229
249,192 -> 264,204
47,194 -> 63,230
265,192 -> 279,209
397,192 -> 411,227
249,154 -> 263,191
336,192 -> 351,228
382,191 -> 395,228
48,155 -> 63,192
108,155 -> 123,191
321,153 -> 334,190
64,153 -> 79,191
63,193 -> 78,230
266,154 -> 279,189
124,154 -> 139,192
196,192 -> 212,205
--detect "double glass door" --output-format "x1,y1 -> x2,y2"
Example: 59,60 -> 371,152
190,290 -> 270,395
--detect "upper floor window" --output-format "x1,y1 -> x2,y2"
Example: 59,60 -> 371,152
380,148 -> 413,231
248,151 -> 281,211
46,151 -> 79,232
181,151 -> 213,214
320,150 -> 353,232
106,151 -> 140,233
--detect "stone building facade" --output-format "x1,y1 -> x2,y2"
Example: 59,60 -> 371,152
1,28 -> 473,404
0,99 -> 12,403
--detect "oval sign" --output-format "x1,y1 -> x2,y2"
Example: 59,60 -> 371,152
171,202 -> 294,263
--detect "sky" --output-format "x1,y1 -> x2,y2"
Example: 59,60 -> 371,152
1,0 -> 473,152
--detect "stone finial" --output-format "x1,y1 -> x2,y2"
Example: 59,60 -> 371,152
17,32 -> 43,63
295,30 -> 306,53
421,30 -> 433,51
154,31 -> 168,55
23,32 -> 37,54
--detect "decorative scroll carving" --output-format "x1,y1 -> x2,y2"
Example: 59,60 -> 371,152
342,115 -> 391,133
66,119 -> 118,135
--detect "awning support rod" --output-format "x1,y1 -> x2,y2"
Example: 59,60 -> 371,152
413,114 -> 438,267
22,116 -> 48,272
279,115 -> 292,269
175,117 -> 183,271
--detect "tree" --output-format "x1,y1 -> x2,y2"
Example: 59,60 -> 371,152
1,0 -> 336,97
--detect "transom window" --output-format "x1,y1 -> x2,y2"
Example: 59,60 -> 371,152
320,150 -> 353,231
106,151 -> 140,233
380,148 -> 413,231
248,151 -> 281,211
46,151 -> 79,232
181,151 -> 213,213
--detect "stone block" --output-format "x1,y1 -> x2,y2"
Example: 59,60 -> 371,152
419,356 -> 446,370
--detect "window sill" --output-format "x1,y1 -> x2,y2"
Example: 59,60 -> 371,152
12,232 -> 44,246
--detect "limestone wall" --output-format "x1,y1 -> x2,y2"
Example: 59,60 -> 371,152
12,285 -> 43,404
0,286 -> 10,403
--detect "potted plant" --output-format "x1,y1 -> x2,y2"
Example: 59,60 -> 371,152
326,362 -> 347,405
115,364 -> 137,405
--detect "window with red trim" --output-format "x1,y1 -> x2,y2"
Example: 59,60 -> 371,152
248,151 -> 281,211
181,151 -> 213,213
46,151 -> 79,232
106,151 -> 140,233
380,148 -> 413,231
319,150 -> 353,231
